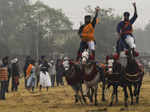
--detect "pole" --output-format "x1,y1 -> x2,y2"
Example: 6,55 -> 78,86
36,13 -> 40,61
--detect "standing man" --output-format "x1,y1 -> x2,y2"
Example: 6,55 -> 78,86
26,59 -> 36,92
76,7 -> 100,61
116,2 -> 138,58
0,57 -> 9,100
49,60 -> 56,87
11,58 -> 20,92
39,56 -> 51,91
56,59 -> 64,86
5,56 -> 11,93
23,56 -> 31,88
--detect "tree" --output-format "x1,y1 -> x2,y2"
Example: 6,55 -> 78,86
16,1 -> 73,57
0,0 -> 73,57
0,0 -> 25,55
62,31 -> 80,58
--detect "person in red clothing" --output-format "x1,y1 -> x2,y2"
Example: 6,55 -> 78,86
76,6 -> 100,61
0,56 -> 9,100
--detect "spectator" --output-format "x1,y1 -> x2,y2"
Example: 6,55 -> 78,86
35,61 -> 40,88
56,59 -> 64,86
26,59 -> 36,92
5,56 -> 11,93
0,56 -> 9,100
23,56 -> 31,88
11,58 -> 20,92
39,56 -> 51,91
49,60 -> 56,87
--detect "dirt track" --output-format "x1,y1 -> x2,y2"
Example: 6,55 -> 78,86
0,75 -> 150,112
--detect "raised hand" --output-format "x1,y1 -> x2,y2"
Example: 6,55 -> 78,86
132,2 -> 136,8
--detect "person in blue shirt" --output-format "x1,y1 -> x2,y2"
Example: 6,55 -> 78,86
116,2 -> 138,57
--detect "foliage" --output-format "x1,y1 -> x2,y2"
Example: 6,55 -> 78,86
0,0 -> 72,57
0,1 -> 150,58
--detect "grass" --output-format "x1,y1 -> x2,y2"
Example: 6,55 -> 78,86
0,74 -> 150,112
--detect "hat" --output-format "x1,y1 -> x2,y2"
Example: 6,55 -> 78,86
11,58 -> 18,63
64,57 -> 69,60
50,60 -> 54,63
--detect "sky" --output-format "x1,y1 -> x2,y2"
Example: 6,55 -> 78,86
33,0 -> 150,29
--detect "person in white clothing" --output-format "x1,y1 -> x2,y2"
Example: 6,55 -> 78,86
49,60 -> 56,87
39,56 -> 51,91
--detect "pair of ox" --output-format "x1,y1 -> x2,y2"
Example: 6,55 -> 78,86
62,51 -> 106,106
62,49 -> 144,107
105,52 -> 144,107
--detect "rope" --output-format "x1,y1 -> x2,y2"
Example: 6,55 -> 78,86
126,73 -> 139,77
123,72 -> 143,82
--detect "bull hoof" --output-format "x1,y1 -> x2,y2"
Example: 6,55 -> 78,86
109,103 -> 113,106
125,103 -> 128,107
136,100 -> 139,104
95,101 -> 98,106
130,102 -> 133,105
90,98 -> 93,103
136,98 -> 139,104
83,98 -> 87,104
74,96 -> 78,104
75,100 -> 78,104
102,98 -> 106,102
95,103 -> 98,106
120,108 -> 125,111
80,101 -> 83,105
115,100 -> 119,104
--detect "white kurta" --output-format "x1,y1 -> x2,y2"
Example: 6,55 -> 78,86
39,71 -> 51,87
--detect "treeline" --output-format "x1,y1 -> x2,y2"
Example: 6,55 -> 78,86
0,0 -> 72,57
0,0 -> 149,59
